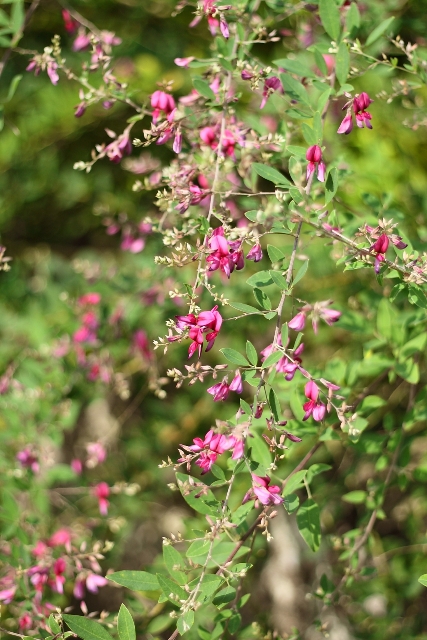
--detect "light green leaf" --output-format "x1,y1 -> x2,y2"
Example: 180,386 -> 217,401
280,73 -> 311,107
418,575 -> 427,587
5,74 -> 22,103
283,470 -> 307,495
253,163 -> 291,186
269,270 -> 288,290
336,42 -> 350,86
377,298 -> 393,340
319,0 -> 341,42
157,573 -> 188,603
268,387 -> 281,422
177,611 -> 194,635
325,167 -> 338,204
366,16 -> 395,46
253,287 -> 272,310
246,270 -> 274,288
346,2 -> 360,33
306,463 -> 332,483
107,570 -> 159,591
118,605 -> 136,640
220,348 -> 250,367
193,77 -> 216,100
281,323 -> 289,346
284,493 -> 299,513
274,58 -> 317,78
292,260 -> 309,287
296,499 -> 321,552
63,615 -> 113,640
246,340 -> 258,366
176,473 -> 220,515
262,351 -> 283,369
163,545 -> 187,584
267,244 -> 285,263
343,490 -> 367,504
229,301 -> 261,314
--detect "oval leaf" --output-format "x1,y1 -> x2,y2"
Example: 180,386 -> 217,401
253,163 -> 291,186
107,570 -> 159,591
63,615 -> 113,640
220,348 -> 250,366
118,605 -> 136,640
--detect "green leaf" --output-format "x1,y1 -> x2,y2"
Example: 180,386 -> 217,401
281,323 -> 289,346
286,145 -> 307,158
319,0 -> 341,42
274,58 -> 317,78
186,539 -> 210,560
63,615 -> 113,640
296,499 -> 321,552
284,493 -> 299,514
280,73 -> 311,107
400,333 -> 427,359
395,359 -> 419,384
267,244 -> 285,263
157,573 -> 188,603
342,490 -> 367,504
262,350 -> 283,369
366,16 -> 395,46
268,387 -> 281,422
246,340 -> 258,366
292,260 -> 309,287
325,167 -> 338,204
301,122 -> 317,146
244,209 -> 259,222
312,111 -> 323,143
11,0 -> 24,34
306,463 -> 332,483
176,473 -> 220,515
377,298 -> 393,340
118,605 -> 136,640
253,163 -> 291,186
48,615 -> 61,635
5,74 -> 22,103
418,575 -> 427,587
163,545 -> 187,584
220,348 -> 250,366
253,287 -> 272,310
269,270 -> 288,290
229,301 -> 261,314
336,42 -> 350,86
193,77 -> 216,100
283,470 -> 307,495
107,570 -> 159,591
407,285 -> 427,308
213,586 -> 236,606
246,270 -> 274,287
314,48 -> 328,75
177,611 -> 195,635
346,2 -> 360,34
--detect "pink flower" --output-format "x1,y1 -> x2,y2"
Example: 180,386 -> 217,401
62,10 -> 79,34
104,127 -> 132,163
16,448 -> 39,473
220,15 -> 229,39
229,370 -> 243,394
19,613 -> 33,632
0,585 -> 17,604
48,528 -> 71,549
78,292 -> 101,306
302,381 -> 326,422
151,90 -> 176,124
174,57 -> 195,67
337,112 -> 354,135
246,243 -> 263,262
86,442 -> 107,468
288,312 -> 306,331
132,329 -> 152,360
243,474 -> 284,506
86,573 -> 108,593
71,458 -> 83,474
207,379 -> 230,401
73,31 -> 91,51
260,76 -> 282,109
52,558 -> 66,594
93,482 -> 110,516
306,145 -> 325,183
184,429 -> 236,474
206,227 -> 244,278
174,306 -> 223,358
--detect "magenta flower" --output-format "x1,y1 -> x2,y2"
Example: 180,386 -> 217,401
306,145 -> 325,183
372,233 -> 389,273
288,312 -> 306,331
338,91 -> 373,134
62,10 -> 79,34
73,31 -> 91,51
151,90 -> 176,124
260,76 -> 282,109
246,243 -> 263,262
104,127 -> 132,163
16,448 -> 39,473
78,292 -> 101,306
206,227 -> 244,278
184,429 -> 236,474
337,113 -> 354,135
48,528 -> 71,549
229,369 -> 243,394
51,558 -> 66,594
93,482 -> 110,516
302,381 -> 326,422
207,379 -> 230,402
243,474 -> 284,506
19,614 -> 33,632
86,573 -> 108,593
174,305 -> 223,357
174,57 -> 195,67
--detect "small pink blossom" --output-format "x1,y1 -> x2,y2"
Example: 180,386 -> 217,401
93,482 -> 110,516
86,573 -> 108,593
229,370 -> 243,394
71,458 -> 83,474
243,474 -> 284,506
48,528 -> 71,549
246,243 -> 263,262
62,10 -> 79,34
174,57 -> 195,67
260,76 -> 282,109
306,145 -> 325,183
288,312 -> 306,331
302,381 -> 326,422
207,379 -> 230,402
86,442 -> 107,468
16,448 -> 39,473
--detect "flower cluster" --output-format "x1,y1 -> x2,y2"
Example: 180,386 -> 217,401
171,306 -> 223,358
338,91 -> 374,134
179,428 -> 243,474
